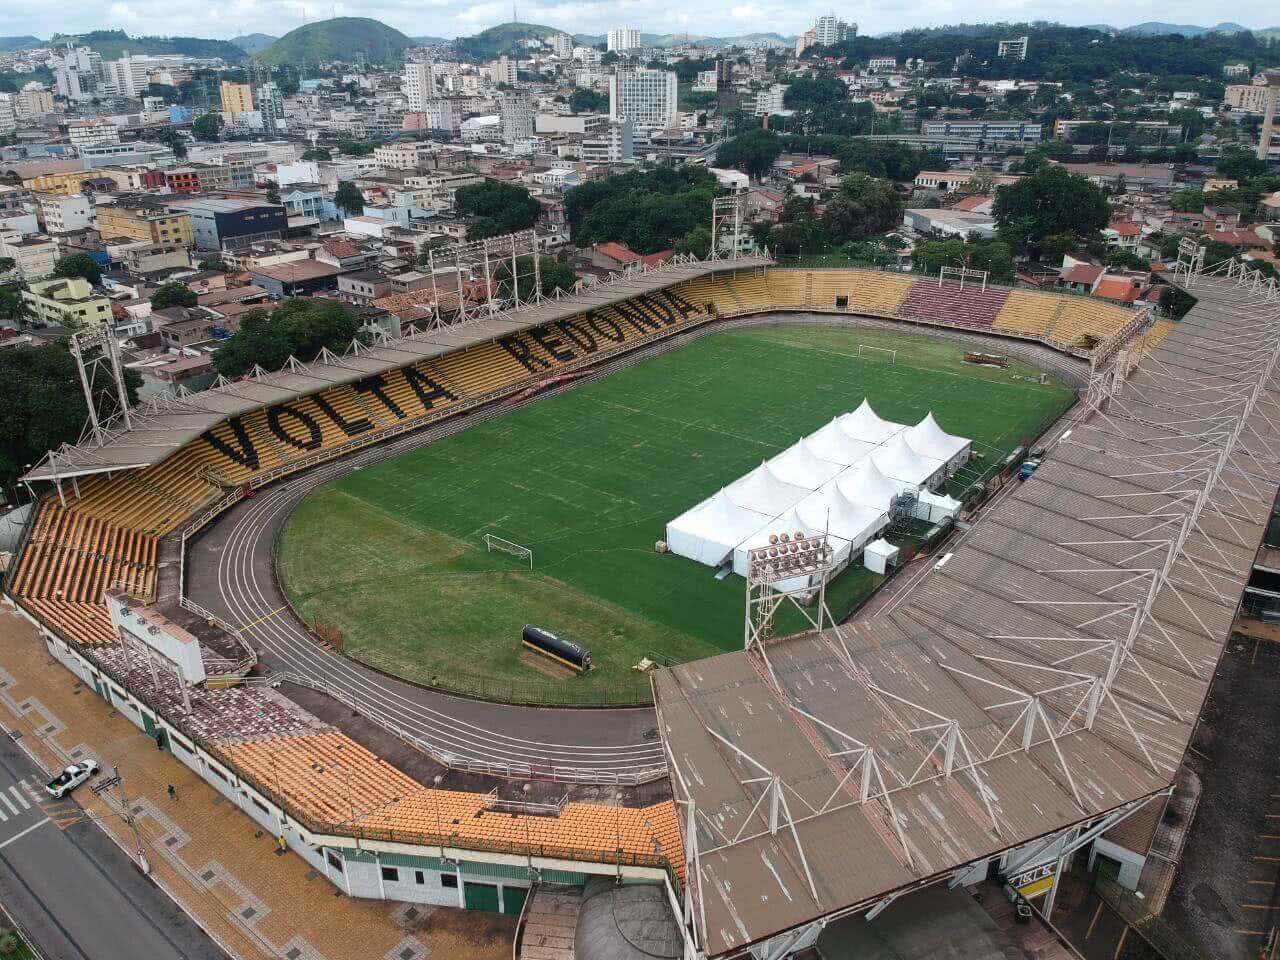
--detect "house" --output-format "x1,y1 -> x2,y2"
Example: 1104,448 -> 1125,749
902,208 -> 997,240
744,187 -> 784,222
1058,262 -> 1105,293
153,307 -> 227,349
1102,222 -> 1142,251
22,277 -> 112,328
337,270 -> 393,304
250,261 -> 344,298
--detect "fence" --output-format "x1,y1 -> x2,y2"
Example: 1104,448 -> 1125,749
1094,877 -> 1213,960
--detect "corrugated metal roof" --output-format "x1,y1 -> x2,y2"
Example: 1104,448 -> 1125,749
657,274 -> 1280,958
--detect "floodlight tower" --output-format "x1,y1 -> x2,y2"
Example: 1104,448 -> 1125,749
744,532 -> 835,651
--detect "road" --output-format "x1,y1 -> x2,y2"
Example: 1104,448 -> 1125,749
0,732 -> 228,960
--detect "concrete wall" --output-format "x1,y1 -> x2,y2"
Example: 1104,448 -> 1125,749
1088,838 -> 1145,890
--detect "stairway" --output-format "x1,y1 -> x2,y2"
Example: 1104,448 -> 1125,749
518,885 -> 581,960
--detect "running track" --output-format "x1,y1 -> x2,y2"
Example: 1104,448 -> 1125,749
184,434 -> 666,781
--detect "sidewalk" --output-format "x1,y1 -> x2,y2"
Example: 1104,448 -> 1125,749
0,607 -> 514,960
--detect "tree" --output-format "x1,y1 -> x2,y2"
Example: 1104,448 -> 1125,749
334,181 -> 365,216
565,167 -> 715,254
993,164 -> 1110,257
52,253 -> 102,286
493,255 -> 577,300
192,112 -> 223,142
601,51 -> 619,66
336,139 -> 377,157
0,341 -> 142,502
0,287 -> 23,323
266,183 -> 280,204
150,282 -> 198,310
301,147 -> 332,162
674,226 -> 714,259
198,256 -> 227,272
1217,145 -> 1269,182
455,181 -> 541,240
715,128 -> 782,180
154,127 -> 188,160
821,174 -> 902,244
213,299 -> 364,378
569,88 -> 608,114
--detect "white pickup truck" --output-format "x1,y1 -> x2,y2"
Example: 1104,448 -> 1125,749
46,759 -> 100,799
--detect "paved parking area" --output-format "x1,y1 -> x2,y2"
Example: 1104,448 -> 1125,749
1163,635 -> 1280,960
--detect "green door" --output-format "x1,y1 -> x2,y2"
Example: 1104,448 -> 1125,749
1094,854 -> 1122,884
141,711 -> 157,737
502,886 -> 528,916
464,881 -> 500,912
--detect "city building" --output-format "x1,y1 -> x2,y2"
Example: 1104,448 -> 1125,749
373,141 -> 434,170
997,36 -> 1029,60
754,84 -> 789,117
0,95 -> 14,135
165,196 -> 288,251
256,82 -> 284,131
920,120 -> 1042,142
219,81 -> 254,114
0,234 -> 58,279
536,113 -> 610,136
868,57 -> 897,73
796,30 -> 817,57
1225,82 -> 1273,114
609,69 -> 678,132
402,62 -> 436,111
97,201 -> 195,247
101,52 -> 150,98
499,94 -> 534,144
52,44 -> 103,102
15,89 -> 55,118
814,15 -> 855,46
487,57 -> 517,87
36,192 -> 94,234
550,34 -> 574,58
21,276 -> 112,329
607,27 -> 642,52
68,118 -> 121,150
21,169 -> 99,195
78,141 -> 177,170
581,119 -> 634,164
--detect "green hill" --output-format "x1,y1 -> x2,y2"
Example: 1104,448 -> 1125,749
258,18 -> 413,65
231,33 -> 277,54
50,29 -> 246,62
453,22 -> 560,60
0,36 -> 43,53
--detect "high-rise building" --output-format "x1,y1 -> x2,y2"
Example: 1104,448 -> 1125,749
753,84 -> 789,117
402,62 -> 436,111
499,94 -> 534,144
52,44 -> 103,102
15,89 -> 55,118
608,68 -> 678,132
219,81 -> 254,114
486,56 -> 518,86
0,95 -> 15,135
607,28 -> 641,52
256,82 -> 284,130
813,15 -> 855,46
102,52 -> 150,98
997,36 -> 1029,60
551,34 -> 574,58
581,119 -> 633,163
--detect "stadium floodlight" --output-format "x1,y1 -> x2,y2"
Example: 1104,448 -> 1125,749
744,532 -> 836,652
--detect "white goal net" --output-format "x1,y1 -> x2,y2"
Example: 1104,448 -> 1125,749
484,534 -> 533,570
857,344 -> 897,364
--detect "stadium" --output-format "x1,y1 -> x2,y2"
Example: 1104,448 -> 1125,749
4,224 -> 1275,960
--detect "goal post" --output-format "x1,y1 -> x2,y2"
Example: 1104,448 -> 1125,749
857,344 -> 896,364
484,533 -> 533,570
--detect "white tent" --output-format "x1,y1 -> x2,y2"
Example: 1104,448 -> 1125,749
916,490 -> 962,524
805,418 -> 878,466
830,456 -> 914,511
864,539 -> 900,574
724,461 -> 811,516
731,508 -> 854,577
872,432 -> 944,488
794,487 -> 888,553
768,440 -> 846,490
666,490 -> 775,567
906,413 -> 971,469
839,399 -> 907,445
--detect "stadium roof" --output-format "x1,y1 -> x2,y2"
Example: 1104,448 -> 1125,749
25,253 -> 773,483
656,273 -> 1280,958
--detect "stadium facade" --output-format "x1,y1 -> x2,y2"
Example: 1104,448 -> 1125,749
6,248 -> 1275,960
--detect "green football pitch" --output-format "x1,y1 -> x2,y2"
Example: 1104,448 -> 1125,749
277,325 -> 1076,705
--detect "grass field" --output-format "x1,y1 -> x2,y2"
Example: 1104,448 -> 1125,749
277,325 -> 1076,705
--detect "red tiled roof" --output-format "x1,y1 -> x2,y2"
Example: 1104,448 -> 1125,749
593,241 -> 641,264
640,250 -> 674,267
323,239 -> 359,258
950,195 -> 991,211
1107,222 -> 1141,237
1060,264 -> 1104,285
1094,277 -> 1143,302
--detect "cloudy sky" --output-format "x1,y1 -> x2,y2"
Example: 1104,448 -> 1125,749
2,0 -> 1277,44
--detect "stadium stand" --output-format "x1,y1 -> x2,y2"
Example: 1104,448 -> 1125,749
897,280 -> 1010,329
218,731 -> 684,875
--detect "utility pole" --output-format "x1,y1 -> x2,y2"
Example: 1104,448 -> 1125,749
92,768 -> 150,875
